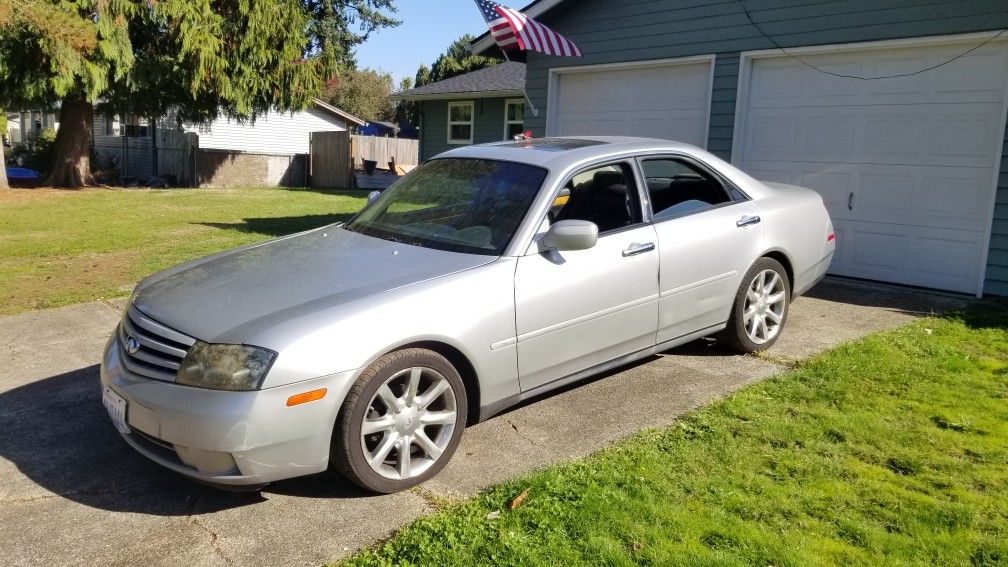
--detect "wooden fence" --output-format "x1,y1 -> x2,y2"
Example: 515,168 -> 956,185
309,132 -> 419,189
350,135 -> 418,172
158,130 -> 198,185
309,131 -> 353,189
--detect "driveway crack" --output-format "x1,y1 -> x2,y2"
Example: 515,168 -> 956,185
507,419 -> 543,447
190,516 -> 234,565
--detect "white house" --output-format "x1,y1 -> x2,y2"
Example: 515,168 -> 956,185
178,99 -> 364,155
91,99 -> 363,186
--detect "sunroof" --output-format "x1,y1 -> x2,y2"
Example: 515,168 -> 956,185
490,137 -> 608,152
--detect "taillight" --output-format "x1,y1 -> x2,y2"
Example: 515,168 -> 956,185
827,233 -> 835,242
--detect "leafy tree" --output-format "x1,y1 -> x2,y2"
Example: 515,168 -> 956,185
0,0 -> 399,187
323,67 -> 395,122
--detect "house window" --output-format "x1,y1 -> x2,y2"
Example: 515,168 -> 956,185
447,101 -> 473,144
104,115 -> 121,137
123,114 -> 149,138
504,99 -> 524,140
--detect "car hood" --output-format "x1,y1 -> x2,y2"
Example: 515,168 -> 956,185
132,226 -> 495,342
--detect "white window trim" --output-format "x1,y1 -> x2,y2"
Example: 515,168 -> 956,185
447,101 -> 474,145
503,98 -> 524,140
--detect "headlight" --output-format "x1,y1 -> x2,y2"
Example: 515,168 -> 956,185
176,341 -> 277,391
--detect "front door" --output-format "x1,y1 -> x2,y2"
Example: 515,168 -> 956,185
514,162 -> 660,391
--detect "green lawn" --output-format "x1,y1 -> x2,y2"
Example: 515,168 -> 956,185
0,186 -> 365,315
344,304 -> 1008,566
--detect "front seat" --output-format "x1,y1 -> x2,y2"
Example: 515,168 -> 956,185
590,184 -> 631,232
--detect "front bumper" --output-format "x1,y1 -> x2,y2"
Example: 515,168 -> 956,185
100,334 -> 359,486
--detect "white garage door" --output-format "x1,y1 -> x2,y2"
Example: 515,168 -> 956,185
737,39 -> 1008,294
548,59 -> 713,146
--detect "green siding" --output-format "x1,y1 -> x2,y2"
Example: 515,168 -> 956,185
522,0 -> 1008,294
418,97 -> 516,161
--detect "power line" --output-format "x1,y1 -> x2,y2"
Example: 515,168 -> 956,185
737,1 -> 1008,80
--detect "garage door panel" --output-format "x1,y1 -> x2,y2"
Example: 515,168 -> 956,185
745,104 -> 1003,168
926,114 -> 1003,158
747,159 -> 995,231
803,116 -> 855,153
552,60 -> 712,146
835,221 -> 982,293
751,49 -> 1007,107
844,227 -> 907,273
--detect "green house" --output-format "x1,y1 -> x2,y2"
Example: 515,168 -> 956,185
391,62 -> 527,162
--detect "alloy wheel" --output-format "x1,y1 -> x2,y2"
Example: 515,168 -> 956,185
743,269 -> 787,344
359,366 -> 458,480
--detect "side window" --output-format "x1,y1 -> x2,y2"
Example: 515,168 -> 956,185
641,158 -> 732,221
549,163 -> 642,234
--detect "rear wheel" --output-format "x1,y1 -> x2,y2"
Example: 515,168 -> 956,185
721,257 -> 790,353
332,348 -> 467,493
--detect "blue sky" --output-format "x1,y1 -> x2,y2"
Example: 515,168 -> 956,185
354,0 -> 491,85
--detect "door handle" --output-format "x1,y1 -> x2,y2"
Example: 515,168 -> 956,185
622,242 -> 655,257
736,215 -> 761,228
848,192 -> 854,211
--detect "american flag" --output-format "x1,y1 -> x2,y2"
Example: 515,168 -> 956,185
474,0 -> 582,57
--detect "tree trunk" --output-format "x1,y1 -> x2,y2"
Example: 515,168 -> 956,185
0,141 -> 8,190
39,95 -> 94,188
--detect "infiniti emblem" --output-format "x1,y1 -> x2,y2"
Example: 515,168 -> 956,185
125,335 -> 141,355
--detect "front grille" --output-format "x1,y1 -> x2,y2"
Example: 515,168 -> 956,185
118,306 -> 196,382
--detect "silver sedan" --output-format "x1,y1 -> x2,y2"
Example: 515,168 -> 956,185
100,136 -> 834,493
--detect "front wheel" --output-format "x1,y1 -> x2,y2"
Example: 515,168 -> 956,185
721,257 -> 790,353
332,348 -> 467,493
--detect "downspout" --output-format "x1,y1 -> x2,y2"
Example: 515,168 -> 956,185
418,105 -> 425,163
151,119 -> 158,179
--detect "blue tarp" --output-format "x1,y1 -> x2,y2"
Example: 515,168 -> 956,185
358,122 -> 418,139
5,167 -> 40,181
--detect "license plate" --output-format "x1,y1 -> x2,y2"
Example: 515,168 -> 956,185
102,385 -> 130,434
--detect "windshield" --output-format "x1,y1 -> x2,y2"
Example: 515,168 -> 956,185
345,158 -> 547,255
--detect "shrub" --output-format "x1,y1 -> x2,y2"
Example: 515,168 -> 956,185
9,127 -> 57,171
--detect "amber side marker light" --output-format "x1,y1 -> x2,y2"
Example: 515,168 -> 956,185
287,388 -> 327,407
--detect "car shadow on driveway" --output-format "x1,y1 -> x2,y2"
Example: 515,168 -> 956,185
804,277 -> 972,316
0,365 -> 373,515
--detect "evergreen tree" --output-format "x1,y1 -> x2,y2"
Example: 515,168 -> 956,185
0,0 -> 399,187
414,64 -> 431,89
425,34 -> 500,85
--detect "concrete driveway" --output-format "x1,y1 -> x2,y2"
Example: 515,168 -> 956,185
0,278 -> 969,566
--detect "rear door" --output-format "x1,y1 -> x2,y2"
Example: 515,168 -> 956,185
640,156 -> 764,343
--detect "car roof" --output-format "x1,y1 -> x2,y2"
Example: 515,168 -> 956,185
438,136 -> 705,169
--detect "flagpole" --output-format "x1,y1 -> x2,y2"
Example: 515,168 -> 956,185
500,48 -> 539,118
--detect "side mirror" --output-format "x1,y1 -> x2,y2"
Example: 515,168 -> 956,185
367,190 -> 382,206
542,220 -> 598,251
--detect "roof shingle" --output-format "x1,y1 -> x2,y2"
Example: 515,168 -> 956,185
391,62 -> 525,100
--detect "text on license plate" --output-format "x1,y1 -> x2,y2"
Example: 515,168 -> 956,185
102,385 -> 130,434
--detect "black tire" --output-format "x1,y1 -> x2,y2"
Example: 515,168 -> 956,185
720,257 -> 791,353
332,348 -> 467,493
